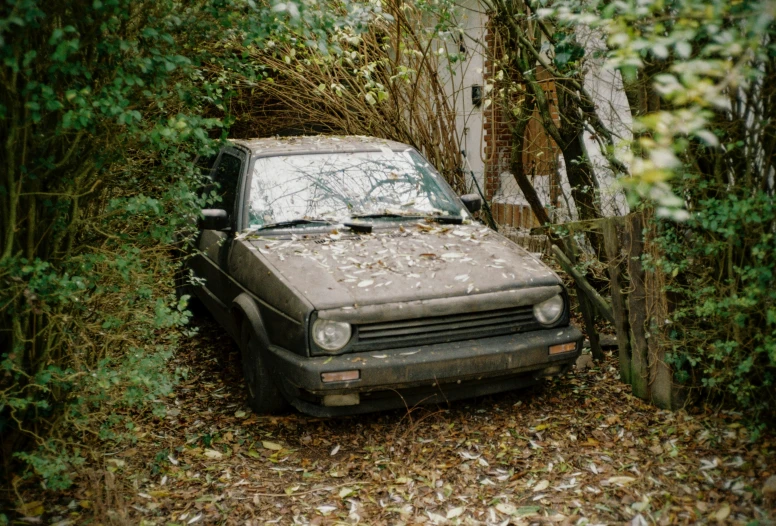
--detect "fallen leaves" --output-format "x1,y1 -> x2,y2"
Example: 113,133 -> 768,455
446,506 -> 464,519
495,501 -> 516,515
606,476 -> 637,486
29,319 -> 775,526
532,479 -> 550,492
338,487 -> 355,498
715,503 -> 731,522
106,458 -> 126,469
764,474 -> 776,497
17,501 -> 44,517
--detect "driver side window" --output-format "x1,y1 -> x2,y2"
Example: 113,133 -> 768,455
211,152 -> 242,219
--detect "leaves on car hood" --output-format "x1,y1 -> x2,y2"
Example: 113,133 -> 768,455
247,224 -> 559,309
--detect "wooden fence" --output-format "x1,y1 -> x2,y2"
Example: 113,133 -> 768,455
535,212 -> 684,410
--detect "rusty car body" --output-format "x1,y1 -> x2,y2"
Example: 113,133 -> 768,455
180,136 -> 582,416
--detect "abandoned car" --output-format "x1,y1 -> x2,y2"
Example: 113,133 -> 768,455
180,136 -> 582,416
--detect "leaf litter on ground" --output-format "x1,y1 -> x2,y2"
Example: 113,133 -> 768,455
19,318 -> 776,525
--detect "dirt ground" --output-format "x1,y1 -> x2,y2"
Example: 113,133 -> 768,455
34,319 -> 776,525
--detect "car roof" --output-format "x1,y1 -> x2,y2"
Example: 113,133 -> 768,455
230,135 -> 413,156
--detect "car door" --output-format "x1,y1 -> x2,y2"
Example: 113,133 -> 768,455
192,146 -> 247,334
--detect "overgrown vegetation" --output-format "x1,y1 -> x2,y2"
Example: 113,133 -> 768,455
2,0 -> 775,509
457,0 -> 774,419
0,0 -> 378,492
482,0 -> 623,231
222,0 -> 468,191
548,0 -> 775,420
614,0 -> 776,420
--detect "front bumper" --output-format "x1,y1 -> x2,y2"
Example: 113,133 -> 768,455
266,325 -> 583,416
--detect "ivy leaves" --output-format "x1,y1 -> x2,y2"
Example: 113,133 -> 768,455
550,31 -> 584,70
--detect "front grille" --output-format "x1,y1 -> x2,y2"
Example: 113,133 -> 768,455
352,305 -> 540,351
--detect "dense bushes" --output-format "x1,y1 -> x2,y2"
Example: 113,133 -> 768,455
2,0 -> 773,501
553,0 -> 776,419
0,0 -> 378,490
654,192 -> 776,422
0,0 -> 219,487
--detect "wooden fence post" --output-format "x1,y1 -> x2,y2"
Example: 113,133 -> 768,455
626,213 -> 650,399
602,218 -> 632,385
539,213 -> 677,407
643,215 -> 678,410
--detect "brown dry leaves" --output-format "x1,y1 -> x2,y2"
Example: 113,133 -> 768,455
29,321 -> 776,525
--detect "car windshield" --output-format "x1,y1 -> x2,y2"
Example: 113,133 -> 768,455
247,149 -> 466,228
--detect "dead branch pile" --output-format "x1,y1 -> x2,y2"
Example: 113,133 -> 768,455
224,1 -> 466,191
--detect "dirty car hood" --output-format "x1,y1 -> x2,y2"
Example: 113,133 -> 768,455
243,224 -> 560,311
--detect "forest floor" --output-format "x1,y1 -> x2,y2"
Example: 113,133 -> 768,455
22,318 -> 776,525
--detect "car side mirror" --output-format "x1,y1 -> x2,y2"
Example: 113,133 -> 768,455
460,194 -> 482,214
199,209 -> 229,230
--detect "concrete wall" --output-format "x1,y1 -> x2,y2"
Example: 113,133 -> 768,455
437,1 -> 488,193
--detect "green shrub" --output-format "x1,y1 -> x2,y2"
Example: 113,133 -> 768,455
652,192 -> 776,421
0,0 -> 376,489
546,0 -> 776,421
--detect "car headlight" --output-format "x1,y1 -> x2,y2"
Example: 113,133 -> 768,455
533,294 -> 564,326
312,319 -> 352,353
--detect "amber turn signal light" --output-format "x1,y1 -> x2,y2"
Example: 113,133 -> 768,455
549,342 -> 577,355
321,370 -> 360,383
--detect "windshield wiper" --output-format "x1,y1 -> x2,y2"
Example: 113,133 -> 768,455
256,219 -> 334,230
351,213 -> 425,220
351,213 -> 464,224
427,215 -> 464,224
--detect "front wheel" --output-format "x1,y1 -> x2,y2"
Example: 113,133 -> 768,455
240,322 -> 287,414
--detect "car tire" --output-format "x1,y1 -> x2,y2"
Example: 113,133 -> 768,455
240,322 -> 288,414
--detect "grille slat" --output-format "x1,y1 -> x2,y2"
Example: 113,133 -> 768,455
359,308 -> 533,332
353,305 -> 538,350
359,312 -> 535,339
